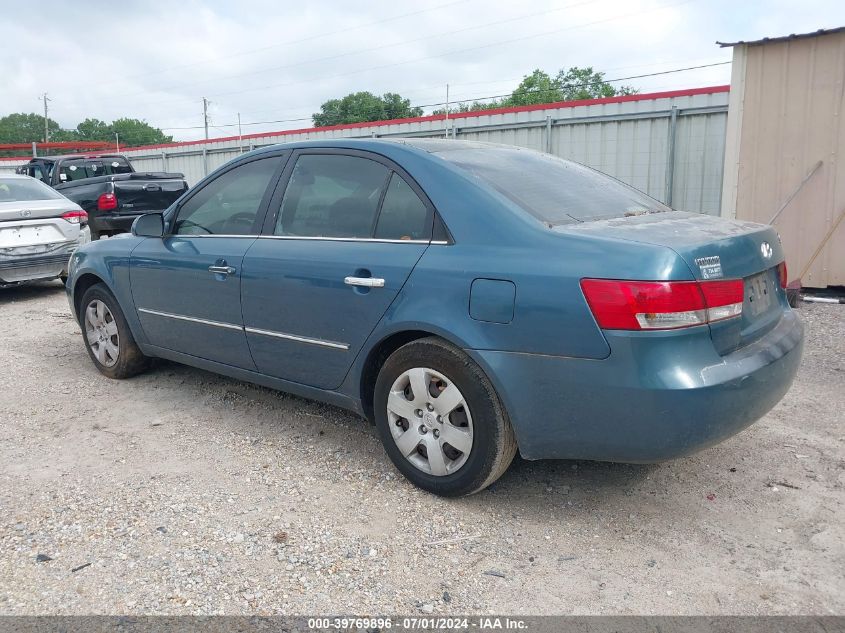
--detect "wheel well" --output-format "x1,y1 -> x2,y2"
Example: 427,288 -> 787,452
360,330 -> 438,423
73,273 -> 106,320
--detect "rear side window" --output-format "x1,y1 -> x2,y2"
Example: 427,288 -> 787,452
0,177 -> 64,202
174,158 -> 279,235
275,155 -> 388,238
437,147 -> 669,225
374,173 -> 430,240
57,158 -> 133,182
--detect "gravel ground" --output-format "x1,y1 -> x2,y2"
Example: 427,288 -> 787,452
0,281 -> 843,616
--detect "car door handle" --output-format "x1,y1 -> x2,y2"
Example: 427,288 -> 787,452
208,265 -> 236,275
344,276 -> 385,288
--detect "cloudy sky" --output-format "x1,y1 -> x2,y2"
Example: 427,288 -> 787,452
3,0 -> 843,141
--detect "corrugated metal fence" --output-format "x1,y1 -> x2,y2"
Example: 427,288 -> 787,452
1,86 -> 730,214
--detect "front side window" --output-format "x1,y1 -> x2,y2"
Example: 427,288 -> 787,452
24,164 -> 47,182
274,154 -> 389,238
174,158 -> 278,235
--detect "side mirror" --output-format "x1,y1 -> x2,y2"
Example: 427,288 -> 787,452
132,213 -> 164,238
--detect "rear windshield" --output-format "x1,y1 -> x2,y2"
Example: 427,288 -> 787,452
58,158 -> 132,182
437,147 -> 670,224
0,177 -> 64,202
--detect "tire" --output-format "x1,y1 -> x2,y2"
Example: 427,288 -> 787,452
78,283 -> 150,379
373,336 -> 517,496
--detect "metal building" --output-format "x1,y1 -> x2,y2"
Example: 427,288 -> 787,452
0,87 -> 730,215
720,27 -> 845,288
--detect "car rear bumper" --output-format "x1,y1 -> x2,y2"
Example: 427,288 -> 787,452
471,308 -> 804,462
92,213 -> 147,233
0,230 -> 89,285
0,252 -> 72,284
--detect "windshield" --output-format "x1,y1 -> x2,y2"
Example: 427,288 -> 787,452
436,146 -> 670,225
0,177 -> 64,202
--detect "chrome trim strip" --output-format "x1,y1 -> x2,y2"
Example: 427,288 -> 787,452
167,234 -> 257,239
137,308 -> 243,331
244,327 -> 349,350
257,235 -> 431,244
165,235 -> 449,245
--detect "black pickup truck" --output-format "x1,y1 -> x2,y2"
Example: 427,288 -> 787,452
16,154 -> 188,239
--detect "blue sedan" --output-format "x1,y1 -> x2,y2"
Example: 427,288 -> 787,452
66,139 -> 804,496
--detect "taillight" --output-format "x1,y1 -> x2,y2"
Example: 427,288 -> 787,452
580,278 -> 744,331
777,261 -> 788,288
97,192 -> 117,211
61,210 -> 88,224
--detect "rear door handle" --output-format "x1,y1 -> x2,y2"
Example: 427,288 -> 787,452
344,276 -> 385,288
209,265 -> 236,275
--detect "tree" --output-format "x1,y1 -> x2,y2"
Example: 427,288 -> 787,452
508,69 -> 563,106
0,112 -> 62,143
435,66 -> 639,116
431,100 -> 505,115
107,118 -> 172,146
75,118 -> 111,141
555,66 -> 637,101
313,91 -> 423,127
0,112 -> 172,148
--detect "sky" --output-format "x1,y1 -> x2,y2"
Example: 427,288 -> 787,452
3,0 -> 843,142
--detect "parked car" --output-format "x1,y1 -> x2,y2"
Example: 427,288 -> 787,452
0,174 -> 90,287
65,140 -> 804,496
16,154 -> 188,240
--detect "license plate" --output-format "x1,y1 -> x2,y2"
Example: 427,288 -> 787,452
0,225 -> 65,248
745,271 -> 773,317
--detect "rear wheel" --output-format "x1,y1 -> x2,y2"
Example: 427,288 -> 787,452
374,337 -> 517,496
79,284 -> 150,379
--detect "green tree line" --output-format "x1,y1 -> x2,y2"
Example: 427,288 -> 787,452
0,113 -> 172,148
314,66 -> 637,125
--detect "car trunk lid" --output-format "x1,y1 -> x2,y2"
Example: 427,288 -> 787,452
0,200 -> 81,253
556,211 -> 786,354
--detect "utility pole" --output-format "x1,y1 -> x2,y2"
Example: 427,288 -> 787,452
39,93 -> 51,144
115,132 -> 120,152
202,97 -> 209,141
445,84 -> 450,139
237,112 -> 243,152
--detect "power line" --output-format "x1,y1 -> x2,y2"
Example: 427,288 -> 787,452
60,0 -> 692,114
227,56 -> 730,120
93,0 -> 474,88
205,0 -> 698,102
159,61 -> 730,132
39,93 -> 51,143
96,0 -> 600,103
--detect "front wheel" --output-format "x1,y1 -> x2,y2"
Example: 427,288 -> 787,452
79,283 -> 150,379
374,337 -> 517,496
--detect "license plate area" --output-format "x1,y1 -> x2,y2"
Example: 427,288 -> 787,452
0,224 -> 65,248
745,271 -> 773,317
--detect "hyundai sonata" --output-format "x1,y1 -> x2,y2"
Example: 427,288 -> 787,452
65,140 -> 803,496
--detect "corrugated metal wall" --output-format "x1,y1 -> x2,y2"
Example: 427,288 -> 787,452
0,87 -> 729,214
721,30 -> 845,287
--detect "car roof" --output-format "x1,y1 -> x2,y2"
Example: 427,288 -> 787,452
31,153 -> 126,163
0,172 -> 33,180
243,138 -> 519,162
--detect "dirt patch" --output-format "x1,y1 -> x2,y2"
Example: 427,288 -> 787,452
0,281 -> 842,615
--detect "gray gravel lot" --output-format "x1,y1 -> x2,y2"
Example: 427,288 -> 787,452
0,281 -> 843,615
